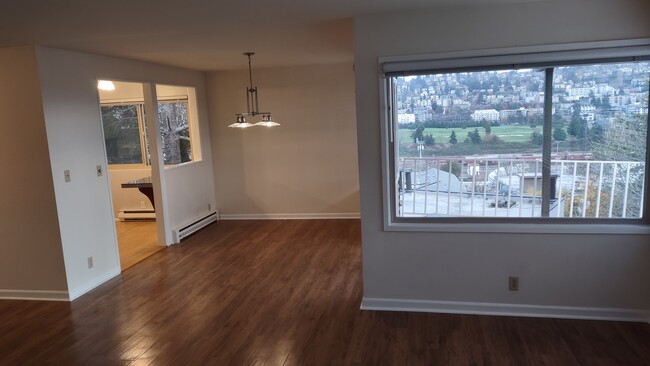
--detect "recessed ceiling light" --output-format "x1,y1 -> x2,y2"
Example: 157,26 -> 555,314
97,80 -> 115,91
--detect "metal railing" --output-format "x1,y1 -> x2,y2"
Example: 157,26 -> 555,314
398,157 -> 645,218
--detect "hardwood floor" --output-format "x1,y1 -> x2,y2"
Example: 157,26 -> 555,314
115,221 -> 161,271
0,220 -> 648,365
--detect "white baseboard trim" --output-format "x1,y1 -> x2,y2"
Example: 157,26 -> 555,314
0,289 -> 70,301
219,213 -> 361,220
67,267 -> 122,301
361,297 -> 650,323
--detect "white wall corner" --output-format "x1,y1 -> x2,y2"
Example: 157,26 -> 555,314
361,297 -> 650,323
67,267 -> 121,301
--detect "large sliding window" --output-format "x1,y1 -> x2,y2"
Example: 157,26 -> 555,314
382,41 -> 650,225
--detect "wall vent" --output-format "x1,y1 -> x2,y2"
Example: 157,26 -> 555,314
172,211 -> 219,242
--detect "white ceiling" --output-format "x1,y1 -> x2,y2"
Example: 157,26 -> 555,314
0,0 -> 542,70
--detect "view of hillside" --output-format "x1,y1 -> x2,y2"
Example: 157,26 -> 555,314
396,62 -> 649,161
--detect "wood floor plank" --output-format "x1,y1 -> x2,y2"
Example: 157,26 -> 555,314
0,219 -> 648,365
115,221 -> 161,271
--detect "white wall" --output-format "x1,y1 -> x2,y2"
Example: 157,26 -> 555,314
0,47 -> 69,299
207,63 -> 360,218
354,0 -> 650,320
35,47 -> 216,299
107,167 -> 154,215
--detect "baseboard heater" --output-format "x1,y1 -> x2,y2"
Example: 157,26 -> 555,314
118,209 -> 156,221
172,211 -> 219,242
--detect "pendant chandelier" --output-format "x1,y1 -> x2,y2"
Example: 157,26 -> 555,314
229,52 -> 280,128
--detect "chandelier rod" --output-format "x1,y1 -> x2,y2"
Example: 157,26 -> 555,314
246,52 -> 254,92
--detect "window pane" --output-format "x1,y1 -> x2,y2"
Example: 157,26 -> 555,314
158,100 -> 192,165
101,105 -> 143,164
552,62 -> 649,218
395,69 -> 547,218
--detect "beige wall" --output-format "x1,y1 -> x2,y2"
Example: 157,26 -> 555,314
355,0 -> 650,319
208,63 -> 359,217
0,47 -> 68,297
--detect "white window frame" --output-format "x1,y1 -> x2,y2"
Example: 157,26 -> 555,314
379,39 -> 650,234
101,102 -> 149,167
101,97 -> 194,167
157,98 -> 194,166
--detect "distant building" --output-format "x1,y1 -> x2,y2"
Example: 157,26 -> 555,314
471,109 -> 500,122
525,107 -> 555,116
398,113 -> 416,123
567,87 -> 591,98
499,108 -> 527,121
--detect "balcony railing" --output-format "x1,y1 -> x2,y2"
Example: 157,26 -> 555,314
398,157 -> 645,219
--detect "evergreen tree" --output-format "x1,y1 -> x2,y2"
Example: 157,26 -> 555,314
568,105 -> 588,138
553,126 -> 567,141
467,128 -> 482,144
482,120 -> 491,135
449,130 -> 458,144
589,122 -> 604,143
410,124 -> 425,143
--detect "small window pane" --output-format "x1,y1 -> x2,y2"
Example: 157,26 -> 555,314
552,62 -> 649,218
158,100 -> 192,165
101,105 -> 143,164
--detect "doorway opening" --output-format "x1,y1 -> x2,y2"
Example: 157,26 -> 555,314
98,80 -> 160,271
98,80 -> 203,270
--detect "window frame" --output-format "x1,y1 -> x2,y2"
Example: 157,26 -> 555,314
101,96 -> 194,167
100,102 -> 148,167
157,98 -> 194,166
378,39 -> 650,234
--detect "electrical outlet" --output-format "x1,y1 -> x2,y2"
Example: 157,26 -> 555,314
96,165 -> 103,177
64,170 -> 71,183
509,276 -> 519,291
87,256 -> 94,269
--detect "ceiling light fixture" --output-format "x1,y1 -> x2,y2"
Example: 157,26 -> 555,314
97,80 -> 115,91
229,52 -> 280,128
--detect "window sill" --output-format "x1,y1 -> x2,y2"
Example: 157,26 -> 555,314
385,220 -> 650,235
163,159 -> 203,171
108,164 -> 151,171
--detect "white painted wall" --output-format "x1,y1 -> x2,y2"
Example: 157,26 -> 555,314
107,167 -> 154,215
354,0 -> 650,319
207,63 -> 360,218
0,47 -> 69,299
34,47 -> 216,299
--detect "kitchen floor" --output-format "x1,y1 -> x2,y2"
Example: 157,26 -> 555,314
115,221 -> 161,271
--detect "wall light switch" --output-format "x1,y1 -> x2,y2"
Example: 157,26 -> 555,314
64,170 -> 71,183
96,165 -> 103,177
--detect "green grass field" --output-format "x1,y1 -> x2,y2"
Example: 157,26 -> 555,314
398,125 -> 540,144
